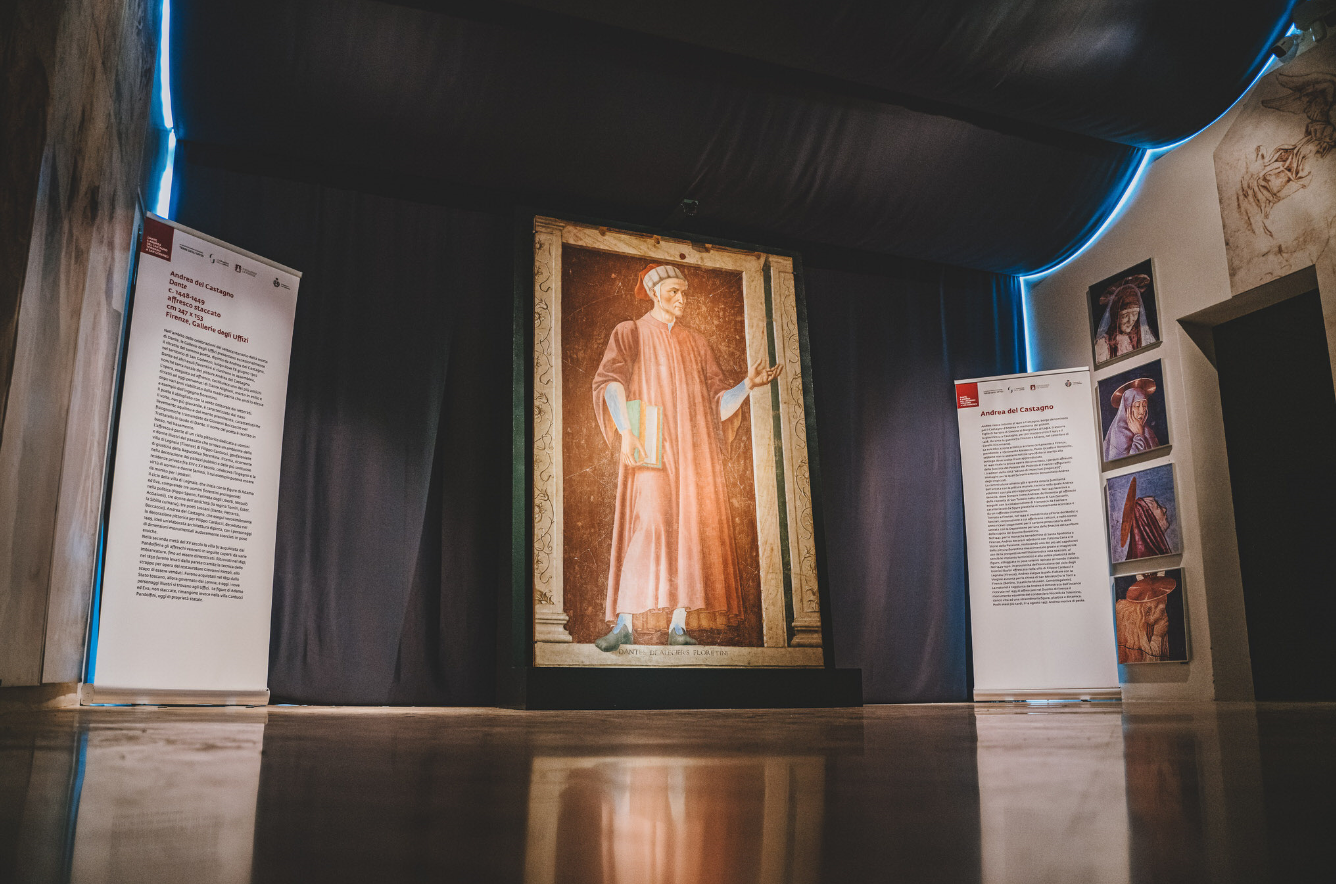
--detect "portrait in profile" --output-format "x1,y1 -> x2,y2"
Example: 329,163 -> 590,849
1096,359 -> 1170,464
1106,464 -> 1180,564
528,218 -> 824,668
1087,259 -> 1160,368
1113,569 -> 1187,664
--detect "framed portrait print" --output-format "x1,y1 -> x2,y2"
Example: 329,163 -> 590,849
1096,359 -> 1170,464
1106,463 -> 1180,564
1087,258 -> 1161,368
525,216 -> 825,669
1112,569 -> 1188,664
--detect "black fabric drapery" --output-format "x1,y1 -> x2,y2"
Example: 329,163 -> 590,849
169,0 -> 1149,276
173,152 -> 1019,704
174,159 -> 510,704
167,1 -> 1294,275
804,263 -> 1025,702
490,0 -> 1295,148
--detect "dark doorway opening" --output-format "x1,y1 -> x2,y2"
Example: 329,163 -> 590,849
1213,289 -> 1334,701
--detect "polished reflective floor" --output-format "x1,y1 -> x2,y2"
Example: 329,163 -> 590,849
0,702 -> 1330,883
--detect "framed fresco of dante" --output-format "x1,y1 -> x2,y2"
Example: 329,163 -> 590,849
1096,359 -> 1171,465
1112,569 -> 1188,664
528,216 -> 824,668
1087,258 -> 1161,368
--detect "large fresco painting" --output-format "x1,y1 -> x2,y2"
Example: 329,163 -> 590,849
530,218 -> 824,667
1215,38 -> 1335,294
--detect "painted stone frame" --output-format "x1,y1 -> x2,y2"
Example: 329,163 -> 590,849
530,216 -> 823,667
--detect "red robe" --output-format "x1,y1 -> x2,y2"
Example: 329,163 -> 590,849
593,313 -> 745,621
1127,498 -> 1173,559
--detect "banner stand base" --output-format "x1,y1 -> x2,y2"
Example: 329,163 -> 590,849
974,687 -> 1123,703
80,684 -> 270,707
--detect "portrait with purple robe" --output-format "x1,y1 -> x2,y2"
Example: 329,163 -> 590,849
1097,360 -> 1169,464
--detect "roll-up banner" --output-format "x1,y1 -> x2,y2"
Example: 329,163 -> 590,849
84,215 -> 299,705
954,368 -> 1120,701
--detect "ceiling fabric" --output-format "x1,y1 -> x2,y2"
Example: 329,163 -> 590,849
170,0 -> 1293,274
485,0 -> 1296,148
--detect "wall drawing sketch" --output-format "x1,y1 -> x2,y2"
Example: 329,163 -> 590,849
1215,38 -> 1336,294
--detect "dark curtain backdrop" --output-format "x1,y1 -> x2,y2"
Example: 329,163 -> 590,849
172,154 -> 1022,705
804,265 -> 1025,703
173,159 -> 511,705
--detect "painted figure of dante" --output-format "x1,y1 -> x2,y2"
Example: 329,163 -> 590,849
1103,377 -> 1160,461
591,264 -> 782,651
1115,574 -> 1176,663
1119,477 -> 1173,561
1094,274 -> 1156,364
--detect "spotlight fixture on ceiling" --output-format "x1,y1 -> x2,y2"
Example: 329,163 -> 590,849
1273,0 -> 1335,59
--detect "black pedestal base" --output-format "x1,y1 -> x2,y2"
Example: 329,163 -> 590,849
500,667 -> 862,710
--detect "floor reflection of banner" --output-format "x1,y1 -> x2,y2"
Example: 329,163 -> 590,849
975,710 -> 1130,884
68,716 -> 266,884
954,368 -> 1120,699
525,756 -> 823,884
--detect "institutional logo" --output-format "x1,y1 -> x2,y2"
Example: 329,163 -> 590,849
139,216 -> 174,261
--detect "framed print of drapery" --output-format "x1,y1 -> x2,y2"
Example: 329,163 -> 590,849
527,216 -> 825,668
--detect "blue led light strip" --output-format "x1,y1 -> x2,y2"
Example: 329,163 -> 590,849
1017,53 -> 1283,371
153,0 -> 175,217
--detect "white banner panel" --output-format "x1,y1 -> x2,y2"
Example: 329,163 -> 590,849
954,368 -> 1119,700
90,215 -> 299,696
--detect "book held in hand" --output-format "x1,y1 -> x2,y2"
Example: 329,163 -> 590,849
626,400 -> 662,468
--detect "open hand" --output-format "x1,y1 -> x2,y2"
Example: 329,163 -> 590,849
746,356 -> 784,390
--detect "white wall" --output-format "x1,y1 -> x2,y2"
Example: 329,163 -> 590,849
1024,60 -> 1335,701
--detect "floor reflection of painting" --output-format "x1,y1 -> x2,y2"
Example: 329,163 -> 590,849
1113,569 -> 1188,663
1215,37 -> 1336,294
526,757 -> 823,884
